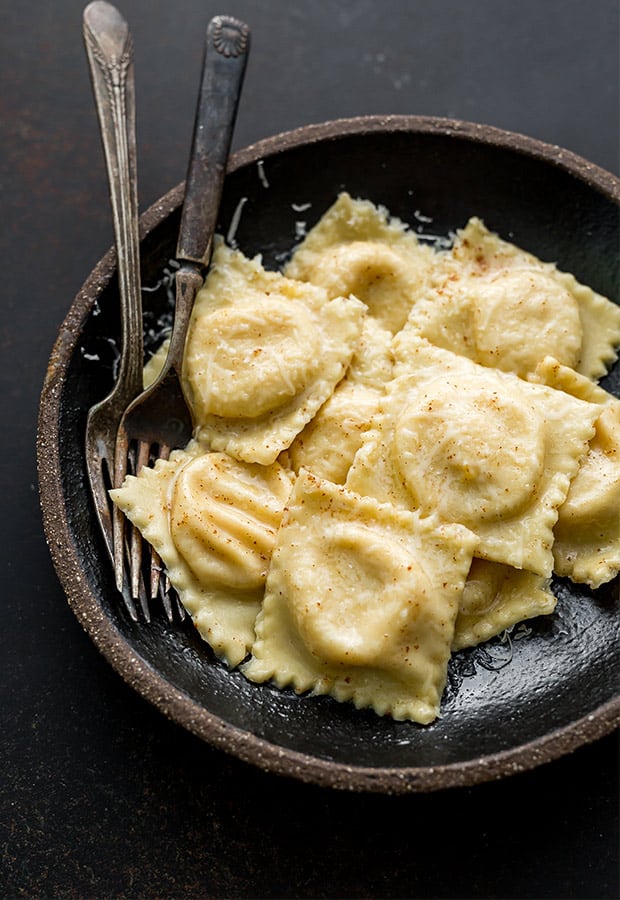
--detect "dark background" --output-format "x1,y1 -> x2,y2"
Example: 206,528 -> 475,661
2,1 -> 619,897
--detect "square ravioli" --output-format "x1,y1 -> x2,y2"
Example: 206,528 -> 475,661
284,191 -> 436,334
182,240 -> 365,465
347,336 -> 600,577
452,559 -> 556,651
243,470 -> 477,725
110,444 -> 294,666
530,357 -> 620,588
403,217 -> 620,379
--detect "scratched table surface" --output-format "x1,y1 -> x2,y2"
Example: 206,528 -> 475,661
2,1 -> 618,897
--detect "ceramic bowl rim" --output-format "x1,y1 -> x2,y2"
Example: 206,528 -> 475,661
37,114 -> 620,794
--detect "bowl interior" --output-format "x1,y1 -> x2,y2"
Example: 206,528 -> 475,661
41,118 -> 620,790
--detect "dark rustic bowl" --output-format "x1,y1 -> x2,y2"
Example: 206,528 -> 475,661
38,115 -> 620,793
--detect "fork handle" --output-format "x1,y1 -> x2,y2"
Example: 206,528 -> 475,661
83,1 -> 143,400
176,15 -> 251,267
163,16 -> 250,377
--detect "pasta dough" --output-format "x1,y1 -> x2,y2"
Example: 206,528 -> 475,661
287,317 -> 393,483
404,217 -> 620,379
453,560 -> 555,651
182,240 -> 365,464
348,335 -> 600,576
110,444 -> 294,666
109,193 -> 620,727
243,470 -> 477,724
284,192 -> 436,334
530,357 -> 620,588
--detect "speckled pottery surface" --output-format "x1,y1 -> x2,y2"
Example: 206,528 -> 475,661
38,115 -> 620,794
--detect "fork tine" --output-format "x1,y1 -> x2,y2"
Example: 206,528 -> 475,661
149,549 -> 163,600
86,417 -> 140,623
112,430 -> 130,595
105,14 -> 248,626
160,578 -> 175,623
112,484 -> 151,622
112,432 -> 144,620
152,441 -> 172,606
85,427 -> 115,559
133,560 -> 151,622
156,573 -> 186,623
129,524 -> 144,601
173,591 -> 186,621
149,549 -> 184,622
130,529 -> 141,598
128,438 -> 151,599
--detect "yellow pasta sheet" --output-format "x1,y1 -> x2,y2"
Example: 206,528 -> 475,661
287,317 -> 394,483
110,444 -> 294,666
453,559 -> 556,651
404,217 -> 620,379
285,192 -> 436,334
183,241 -> 365,464
243,470 -> 477,724
530,357 -> 620,588
348,335 -> 600,576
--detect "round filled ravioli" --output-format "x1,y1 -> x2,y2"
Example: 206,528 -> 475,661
284,191 -> 435,334
471,268 -> 582,373
348,336 -> 600,576
392,376 -> 546,527
188,301 -> 322,420
183,241 -> 365,464
287,520 -> 434,668
404,216 -> 620,379
243,470 -> 476,724
170,451 -> 294,591
110,445 -> 294,666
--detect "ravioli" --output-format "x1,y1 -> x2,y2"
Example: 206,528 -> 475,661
243,470 -> 477,724
182,240 -> 365,464
284,192 -> 436,334
452,559 -> 556,651
287,317 -> 394,483
404,217 -> 620,379
110,444 -> 294,666
530,357 -> 620,588
347,336 -> 599,576
108,194 -> 619,728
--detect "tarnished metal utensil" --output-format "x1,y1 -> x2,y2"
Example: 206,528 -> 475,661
112,15 -> 250,616
82,0 -> 145,620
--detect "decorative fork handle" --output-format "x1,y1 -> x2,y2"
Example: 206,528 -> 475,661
165,15 -> 251,375
83,1 -> 143,402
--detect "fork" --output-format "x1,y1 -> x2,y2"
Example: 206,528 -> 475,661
112,15 -> 251,616
83,0 -> 146,621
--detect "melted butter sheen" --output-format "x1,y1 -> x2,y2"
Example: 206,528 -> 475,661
170,453 -> 293,590
393,377 -> 545,525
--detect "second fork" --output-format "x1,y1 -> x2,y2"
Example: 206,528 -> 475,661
112,15 -> 251,618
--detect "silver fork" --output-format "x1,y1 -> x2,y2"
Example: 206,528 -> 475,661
83,0 -> 147,621
112,15 -> 251,615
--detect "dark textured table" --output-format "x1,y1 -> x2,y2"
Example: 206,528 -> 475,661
2,2 -> 619,897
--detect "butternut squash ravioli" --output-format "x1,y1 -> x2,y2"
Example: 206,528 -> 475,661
110,192 -> 620,725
